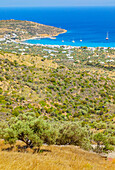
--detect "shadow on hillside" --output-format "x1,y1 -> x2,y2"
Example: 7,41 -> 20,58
16,145 -> 28,152
2,146 -> 14,151
34,148 -> 51,154
2,145 -> 51,153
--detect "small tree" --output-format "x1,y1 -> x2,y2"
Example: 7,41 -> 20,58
0,112 -> 57,150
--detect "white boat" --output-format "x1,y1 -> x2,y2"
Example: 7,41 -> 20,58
62,40 -> 64,42
72,40 -> 75,43
106,32 -> 109,40
80,40 -> 82,42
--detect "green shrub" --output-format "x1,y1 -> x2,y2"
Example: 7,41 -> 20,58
54,121 -> 91,150
0,88 -> 3,94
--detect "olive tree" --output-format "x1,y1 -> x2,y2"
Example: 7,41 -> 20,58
0,112 -> 57,149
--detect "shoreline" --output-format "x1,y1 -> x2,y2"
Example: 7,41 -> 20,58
20,32 -> 115,49
17,29 -> 67,43
8,27 -> 114,49
20,39 -> 115,49
0,19 -> 67,45
19,40 -> 115,50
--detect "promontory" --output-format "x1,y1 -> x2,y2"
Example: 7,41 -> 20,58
0,19 -> 67,41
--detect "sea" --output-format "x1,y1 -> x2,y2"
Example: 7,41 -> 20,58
0,7 -> 115,47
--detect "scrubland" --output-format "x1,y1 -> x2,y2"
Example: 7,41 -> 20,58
0,44 -> 115,169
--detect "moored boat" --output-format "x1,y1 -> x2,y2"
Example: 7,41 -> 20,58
106,32 -> 109,40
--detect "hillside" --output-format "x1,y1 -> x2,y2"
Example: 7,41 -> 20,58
0,52 -> 115,122
0,19 -> 67,40
0,48 -> 115,151
0,39 -> 115,167
0,140 -> 114,170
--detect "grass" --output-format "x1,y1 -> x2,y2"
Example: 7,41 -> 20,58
0,140 -> 114,170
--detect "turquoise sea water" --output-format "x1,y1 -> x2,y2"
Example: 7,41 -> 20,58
0,7 -> 115,47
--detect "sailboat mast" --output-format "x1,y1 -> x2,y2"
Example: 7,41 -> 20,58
106,32 -> 109,40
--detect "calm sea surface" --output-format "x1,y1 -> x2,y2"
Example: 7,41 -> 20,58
0,7 -> 115,47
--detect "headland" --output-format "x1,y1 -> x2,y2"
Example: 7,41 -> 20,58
0,19 -> 67,42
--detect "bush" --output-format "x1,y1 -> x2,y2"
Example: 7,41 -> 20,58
0,88 -> 3,94
93,133 -> 105,145
93,132 -> 115,152
53,121 -> 91,150
93,133 -> 106,153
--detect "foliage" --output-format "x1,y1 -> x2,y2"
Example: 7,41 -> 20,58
51,121 -> 91,150
0,112 -> 57,149
93,132 -> 115,152
0,113 -> 92,150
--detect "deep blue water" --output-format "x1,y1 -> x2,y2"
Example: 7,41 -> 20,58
0,7 -> 115,47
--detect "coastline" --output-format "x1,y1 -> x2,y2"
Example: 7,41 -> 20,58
1,19 -> 115,48
0,19 -> 67,44
19,39 -> 115,50
20,30 -> 115,49
21,39 -> 115,49
0,8 -> 115,49
17,29 -> 67,43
